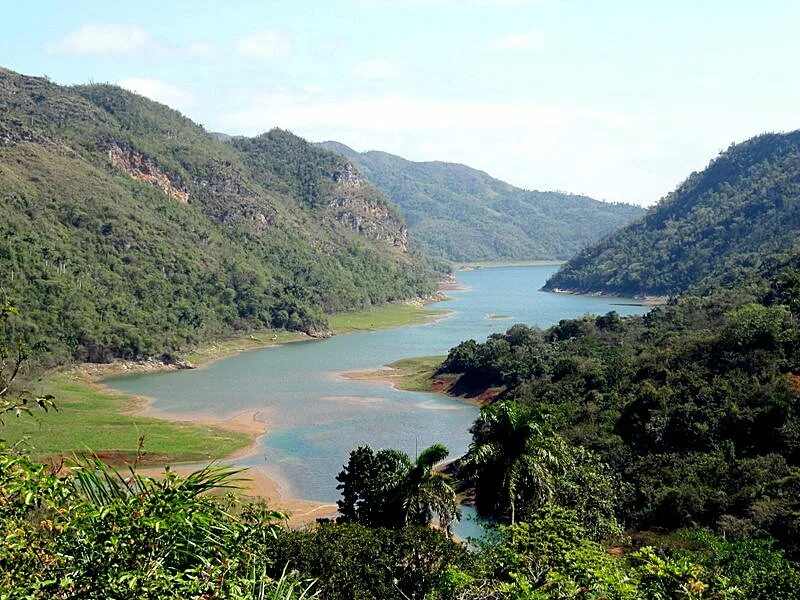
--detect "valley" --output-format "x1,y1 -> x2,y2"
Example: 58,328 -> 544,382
101,266 -> 647,503
4,4 -> 800,593
319,141 -> 644,263
3,300 -> 446,464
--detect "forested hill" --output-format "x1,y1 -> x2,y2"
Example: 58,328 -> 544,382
545,130 -> 800,296
0,67 -> 437,364
437,254 -> 800,560
318,141 -> 644,263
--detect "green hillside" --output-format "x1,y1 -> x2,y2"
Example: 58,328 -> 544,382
0,68 -> 438,364
319,141 -> 644,262
545,131 -> 800,296
436,251 -> 800,560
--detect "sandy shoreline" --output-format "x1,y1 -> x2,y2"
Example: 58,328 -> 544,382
62,356 -> 340,526
132,404 -> 339,526
137,460 -> 338,528
546,287 -> 667,306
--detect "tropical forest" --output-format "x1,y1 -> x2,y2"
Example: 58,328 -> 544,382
2,2 -> 800,599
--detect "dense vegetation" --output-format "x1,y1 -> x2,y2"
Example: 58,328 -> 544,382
4,67 -> 800,597
440,256 -> 800,562
0,67 -> 438,366
319,141 -> 643,263
545,131 -> 800,296
4,294 -> 799,597
4,443 -> 798,598
335,443 -> 459,532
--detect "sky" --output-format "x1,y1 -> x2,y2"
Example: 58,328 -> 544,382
2,0 -> 800,206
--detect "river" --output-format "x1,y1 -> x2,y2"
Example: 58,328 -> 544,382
106,265 -> 648,535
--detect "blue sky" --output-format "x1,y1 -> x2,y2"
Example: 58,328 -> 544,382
3,0 -> 800,205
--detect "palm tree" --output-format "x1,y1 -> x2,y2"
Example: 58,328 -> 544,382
399,443 -> 460,534
336,443 -> 460,533
461,402 -> 571,524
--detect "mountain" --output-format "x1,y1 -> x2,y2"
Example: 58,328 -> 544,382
0,68 -> 437,364
545,131 -> 800,296
318,141 -> 644,263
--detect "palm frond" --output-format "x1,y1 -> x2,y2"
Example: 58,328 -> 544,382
251,563 -> 319,600
416,443 -> 449,468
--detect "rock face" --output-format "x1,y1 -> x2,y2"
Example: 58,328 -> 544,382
0,121 -> 42,146
327,194 -> 410,252
108,144 -> 190,203
330,161 -> 363,186
229,129 -> 413,253
327,162 -> 410,252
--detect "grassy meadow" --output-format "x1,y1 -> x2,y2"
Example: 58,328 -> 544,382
380,356 -> 447,392
328,303 -> 447,333
2,371 -> 250,464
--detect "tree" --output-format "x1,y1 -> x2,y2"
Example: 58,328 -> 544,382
0,301 -> 53,423
335,445 -> 376,523
462,402 -> 565,524
399,443 -> 460,534
336,444 -> 460,532
462,402 -> 618,531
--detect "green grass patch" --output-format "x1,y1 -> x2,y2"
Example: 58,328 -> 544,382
329,304 -> 446,333
1,308 -> 443,464
184,329 -> 308,365
454,259 -> 565,269
0,372 -> 250,464
384,356 -> 446,392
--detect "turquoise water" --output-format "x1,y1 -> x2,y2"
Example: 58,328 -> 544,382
106,266 -> 647,520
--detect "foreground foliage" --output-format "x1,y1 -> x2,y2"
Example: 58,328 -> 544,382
462,402 -> 620,535
336,443 -> 459,532
2,447 -> 798,599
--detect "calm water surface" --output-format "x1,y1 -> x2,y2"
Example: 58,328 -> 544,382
107,266 -> 647,514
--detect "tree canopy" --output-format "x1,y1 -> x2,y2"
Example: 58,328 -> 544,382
336,443 -> 460,533
440,260 -> 800,558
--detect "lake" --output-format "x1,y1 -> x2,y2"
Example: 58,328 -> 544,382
106,265 -> 647,531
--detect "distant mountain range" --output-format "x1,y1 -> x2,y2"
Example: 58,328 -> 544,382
318,141 -> 644,263
545,131 -> 800,296
0,67 -> 437,363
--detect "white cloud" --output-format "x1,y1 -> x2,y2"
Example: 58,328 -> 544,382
352,58 -> 404,80
118,78 -> 196,111
52,24 -> 152,55
237,30 -> 291,60
363,0 -> 550,6
471,0 -> 549,4
218,94 -> 619,135
52,25 -> 219,61
491,28 -> 546,51
214,93 -> 641,203
184,41 -> 219,60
